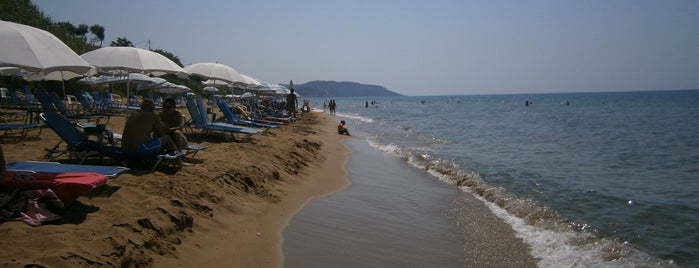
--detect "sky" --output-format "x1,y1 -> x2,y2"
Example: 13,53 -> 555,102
32,0 -> 698,96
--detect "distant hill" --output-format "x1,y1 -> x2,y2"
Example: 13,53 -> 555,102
293,81 -> 402,97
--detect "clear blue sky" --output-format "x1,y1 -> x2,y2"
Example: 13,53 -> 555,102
32,0 -> 698,96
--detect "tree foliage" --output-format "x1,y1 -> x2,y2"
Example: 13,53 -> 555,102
110,37 -> 134,47
89,24 -> 105,46
152,49 -> 183,67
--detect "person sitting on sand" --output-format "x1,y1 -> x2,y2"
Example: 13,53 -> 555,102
301,99 -> 310,113
122,99 -> 178,156
159,98 -> 188,151
337,120 -> 350,136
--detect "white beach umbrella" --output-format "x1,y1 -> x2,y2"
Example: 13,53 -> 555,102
153,83 -> 189,95
81,46 -> 188,77
81,47 -> 188,101
0,20 -> 93,75
78,73 -> 157,86
202,79 -> 231,86
134,77 -> 187,95
203,86 -> 219,92
241,74 -> 263,87
183,62 -> 245,84
0,67 -> 25,77
24,68 -> 97,98
0,20 -> 94,97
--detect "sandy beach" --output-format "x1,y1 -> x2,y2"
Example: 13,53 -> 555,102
0,108 -> 349,267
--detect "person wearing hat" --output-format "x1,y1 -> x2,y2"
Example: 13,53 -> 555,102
337,120 -> 350,136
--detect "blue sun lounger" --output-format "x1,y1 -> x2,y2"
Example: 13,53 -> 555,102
185,95 -> 260,142
215,99 -> 277,132
6,161 -> 129,179
41,112 -> 184,170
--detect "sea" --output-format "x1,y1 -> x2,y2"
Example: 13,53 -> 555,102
284,90 -> 699,267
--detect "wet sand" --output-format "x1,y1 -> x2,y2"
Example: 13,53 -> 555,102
284,138 -> 539,267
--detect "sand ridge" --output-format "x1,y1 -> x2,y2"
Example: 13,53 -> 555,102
0,109 -> 348,267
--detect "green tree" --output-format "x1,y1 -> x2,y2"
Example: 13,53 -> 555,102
74,23 -> 88,40
152,48 -> 183,67
89,24 -> 105,46
54,21 -> 76,34
110,36 -> 134,47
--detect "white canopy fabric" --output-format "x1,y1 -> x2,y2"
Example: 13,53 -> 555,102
0,20 -> 93,75
81,46 -> 188,77
78,73 -> 157,86
0,67 -> 24,77
202,79 -> 232,86
241,74 -> 263,87
203,86 -> 219,92
153,83 -> 188,94
183,62 -> 245,84
23,67 -> 97,82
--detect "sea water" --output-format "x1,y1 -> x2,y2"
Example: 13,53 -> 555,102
288,90 -> 699,267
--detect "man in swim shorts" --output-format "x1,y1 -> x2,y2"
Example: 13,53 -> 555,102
122,99 -> 177,156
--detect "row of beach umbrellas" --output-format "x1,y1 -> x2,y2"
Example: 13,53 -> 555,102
0,20 -> 280,98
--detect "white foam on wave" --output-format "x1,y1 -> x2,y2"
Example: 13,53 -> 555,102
369,139 -> 458,186
365,138 -> 669,267
336,112 -> 373,123
460,186 -> 671,268
367,139 -> 400,156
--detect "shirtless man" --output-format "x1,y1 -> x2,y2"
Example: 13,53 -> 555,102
158,98 -> 188,150
121,99 -> 177,155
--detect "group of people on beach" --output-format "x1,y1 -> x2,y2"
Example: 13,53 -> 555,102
121,98 -> 188,160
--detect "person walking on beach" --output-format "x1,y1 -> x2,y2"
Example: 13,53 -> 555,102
122,99 -> 177,156
286,89 -> 298,118
337,120 -> 350,136
158,98 -> 188,151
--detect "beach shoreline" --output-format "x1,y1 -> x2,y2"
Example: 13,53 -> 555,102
152,113 -> 351,267
0,109 -> 349,267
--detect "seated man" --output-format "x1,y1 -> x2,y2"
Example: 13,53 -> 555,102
159,98 -> 188,151
121,99 -> 177,157
337,120 -> 350,136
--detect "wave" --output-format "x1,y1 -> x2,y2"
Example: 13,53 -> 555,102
335,112 -> 374,123
365,138 -> 675,267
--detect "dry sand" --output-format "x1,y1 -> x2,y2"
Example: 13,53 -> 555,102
0,109 -> 349,267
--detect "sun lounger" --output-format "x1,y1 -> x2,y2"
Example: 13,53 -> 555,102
36,89 -> 105,127
0,121 -> 43,140
40,112 -> 184,170
1,171 -> 108,206
6,161 -> 128,179
215,99 -> 276,132
184,95 -> 260,142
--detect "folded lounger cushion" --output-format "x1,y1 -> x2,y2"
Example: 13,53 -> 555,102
0,171 -> 108,205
